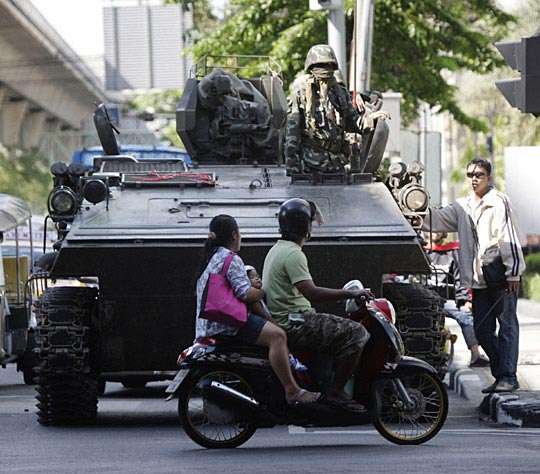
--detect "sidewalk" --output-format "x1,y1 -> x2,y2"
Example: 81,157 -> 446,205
446,298 -> 540,427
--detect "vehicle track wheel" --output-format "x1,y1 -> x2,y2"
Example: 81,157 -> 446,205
178,370 -> 258,449
21,332 -> 39,385
373,369 -> 448,445
35,286 -> 98,425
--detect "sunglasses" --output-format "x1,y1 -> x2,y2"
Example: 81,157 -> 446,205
466,172 -> 487,179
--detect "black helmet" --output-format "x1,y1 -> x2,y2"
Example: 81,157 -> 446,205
278,198 -> 316,240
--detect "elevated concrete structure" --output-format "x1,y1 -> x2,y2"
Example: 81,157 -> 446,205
0,0 -> 107,149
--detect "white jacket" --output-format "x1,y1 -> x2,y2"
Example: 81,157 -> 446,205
424,187 -> 525,289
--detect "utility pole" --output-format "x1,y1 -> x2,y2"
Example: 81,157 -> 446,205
352,0 -> 374,93
309,0 -> 347,84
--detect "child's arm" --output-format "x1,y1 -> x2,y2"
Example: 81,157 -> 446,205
250,301 -> 280,326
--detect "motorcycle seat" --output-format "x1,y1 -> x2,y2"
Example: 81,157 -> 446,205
205,336 -> 269,358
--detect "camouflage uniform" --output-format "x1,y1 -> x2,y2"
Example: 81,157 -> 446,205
287,310 -> 369,361
285,45 -> 364,173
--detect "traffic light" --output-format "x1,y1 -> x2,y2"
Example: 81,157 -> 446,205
495,35 -> 540,116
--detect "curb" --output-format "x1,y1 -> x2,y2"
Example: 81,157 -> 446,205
449,366 -> 482,401
450,363 -> 540,427
496,396 -> 540,428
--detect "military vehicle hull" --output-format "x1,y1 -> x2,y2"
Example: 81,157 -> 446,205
48,166 -> 428,373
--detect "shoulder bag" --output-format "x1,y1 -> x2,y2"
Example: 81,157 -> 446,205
481,253 -> 507,289
199,252 -> 247,328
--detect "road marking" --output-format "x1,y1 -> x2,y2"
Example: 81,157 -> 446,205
0,396 -> 36,413
98,401 -> 143,410
0,397 -> 143,414
288,426 -> 540,436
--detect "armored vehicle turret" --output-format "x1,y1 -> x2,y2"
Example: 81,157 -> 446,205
34,56 -> 448,425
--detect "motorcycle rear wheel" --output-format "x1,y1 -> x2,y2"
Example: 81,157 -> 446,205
178,369 -> 258,449
373,369 -> 448,445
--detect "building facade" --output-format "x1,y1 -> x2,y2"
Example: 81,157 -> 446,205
103,0 -> 192,91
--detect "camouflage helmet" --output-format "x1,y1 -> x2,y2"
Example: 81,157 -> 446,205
304,44 -> 338,71
334,69 -> 346,86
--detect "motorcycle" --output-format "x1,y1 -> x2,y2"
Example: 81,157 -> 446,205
166,280 -> 448,448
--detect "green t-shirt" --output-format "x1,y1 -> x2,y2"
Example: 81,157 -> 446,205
262,240 -> 314,328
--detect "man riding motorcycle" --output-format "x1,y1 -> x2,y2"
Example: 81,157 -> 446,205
262,198 -> 371,411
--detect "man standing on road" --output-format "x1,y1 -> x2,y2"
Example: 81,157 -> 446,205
424,158 -> 525,393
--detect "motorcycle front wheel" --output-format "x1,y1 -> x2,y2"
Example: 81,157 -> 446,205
373,369 -> 448,445
178,369 -> 258,449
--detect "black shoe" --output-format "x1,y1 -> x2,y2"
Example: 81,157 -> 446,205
492,381 -> 518,393
470,355 -> 490,367
481,382 -> 498,394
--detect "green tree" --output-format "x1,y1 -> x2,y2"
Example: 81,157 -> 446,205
0,148 -> 51,213
169,0 -> 513,129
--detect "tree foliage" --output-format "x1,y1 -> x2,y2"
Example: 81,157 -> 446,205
170,0 -> 513,129
0,148 -> 51,213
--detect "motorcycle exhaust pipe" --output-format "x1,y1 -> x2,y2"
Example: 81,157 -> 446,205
202,381 -> 261,419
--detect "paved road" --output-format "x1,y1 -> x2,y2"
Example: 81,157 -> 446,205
1,363 -> 539,474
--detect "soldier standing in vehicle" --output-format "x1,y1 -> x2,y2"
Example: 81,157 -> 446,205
285,44 -> 387,174
285,44 -> 362,174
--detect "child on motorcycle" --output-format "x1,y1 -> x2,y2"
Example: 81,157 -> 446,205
245,264 -> 307,372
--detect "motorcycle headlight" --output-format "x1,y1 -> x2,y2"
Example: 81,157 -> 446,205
48,186 -> 78,215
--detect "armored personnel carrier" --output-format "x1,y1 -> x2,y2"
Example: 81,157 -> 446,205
34,56 -> 448,425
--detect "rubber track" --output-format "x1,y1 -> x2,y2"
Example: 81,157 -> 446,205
383,282 -> 451,377
35,287 -> 99,425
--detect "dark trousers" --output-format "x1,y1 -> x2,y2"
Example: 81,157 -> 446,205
472,287 -> 519,386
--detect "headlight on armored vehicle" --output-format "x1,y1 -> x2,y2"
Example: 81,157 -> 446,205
389,162 -> 407,178
406,160 -> 424,176
48,186 -> 78,215
402,185 -> 429,212
83,179 -> 108,204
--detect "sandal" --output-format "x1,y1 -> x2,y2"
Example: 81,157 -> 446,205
287,388 -> 321,406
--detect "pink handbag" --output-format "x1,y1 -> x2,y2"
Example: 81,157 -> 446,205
199,253 -> 247,328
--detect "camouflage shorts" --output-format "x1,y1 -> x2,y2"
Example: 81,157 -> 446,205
286,311 -> 370,361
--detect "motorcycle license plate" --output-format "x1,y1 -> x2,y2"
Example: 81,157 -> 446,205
165,369 -> 189,394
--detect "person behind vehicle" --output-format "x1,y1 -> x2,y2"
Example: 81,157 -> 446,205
424,159 -> 525,393
285,45 -> 388,175
195,214 -> 320,405
424,231 -> 489,367
262,198 -> 371,411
